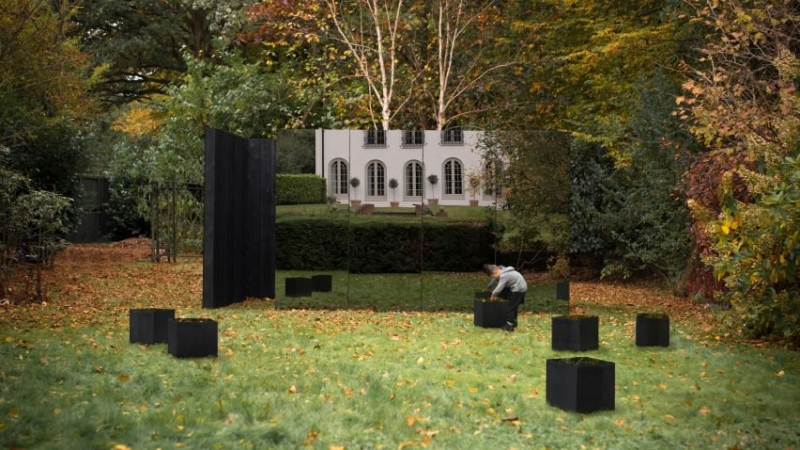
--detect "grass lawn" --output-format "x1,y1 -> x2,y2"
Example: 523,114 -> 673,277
277,204 -> 501,223
0,242 -> 798,449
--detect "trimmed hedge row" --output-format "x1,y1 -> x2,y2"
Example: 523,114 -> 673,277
275,220 -> 496,272
276,174 -> 326,205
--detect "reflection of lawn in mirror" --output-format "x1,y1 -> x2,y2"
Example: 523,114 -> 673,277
274,271 -> 561,313
276,204 -> 503,223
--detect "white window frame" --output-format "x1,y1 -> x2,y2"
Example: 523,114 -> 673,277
442,158 -> 464,199
403,160 -> 424,200
364,129 -> 386,147
441,128 -> 463,145
365,160 -> 386,200
330,159 -> 349,197
402,130 -> 424,147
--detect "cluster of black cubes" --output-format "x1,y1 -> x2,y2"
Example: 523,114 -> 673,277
129,308 -> 218,358
546,308 -> 670,414
285,275 -> 333,297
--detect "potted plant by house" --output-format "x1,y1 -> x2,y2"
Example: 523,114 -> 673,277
349,177 -> 361,206
427,174 -> 439,206
467,171 -> 482,206
473,291 -> 508,328
388,178 -> 399,207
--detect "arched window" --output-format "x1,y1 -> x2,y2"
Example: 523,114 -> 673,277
330,159 -> 348,196
404,161 -> 423,198
443,158 -> 464,198
366,160 -> 386,198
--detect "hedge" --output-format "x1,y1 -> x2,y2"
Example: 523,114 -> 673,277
275,220 -> 497,272
276,174 -> 326,205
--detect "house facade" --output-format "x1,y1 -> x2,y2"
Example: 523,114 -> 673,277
314,129 -> 495,207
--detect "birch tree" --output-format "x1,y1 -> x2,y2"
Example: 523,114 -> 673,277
324,0 -> 411,130
431,0 -> 518,130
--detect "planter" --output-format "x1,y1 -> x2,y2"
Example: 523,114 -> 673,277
474,292 -> 507,328
435,211 -> 448,217
129,308 -> 175,344
168,318 -> 218,358
546,357 -> 615,413
427,199 -> 439,206
469,199 -> 479,206
551,315 -> 599,351
285,277 -> 312,297
350,200 -> 362,206
556,281 -> 570,301
390,201 -> 400,207
636,313 -> 670,347
311,274 -> 333,292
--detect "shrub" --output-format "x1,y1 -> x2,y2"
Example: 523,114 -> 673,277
276,174 -> 326,205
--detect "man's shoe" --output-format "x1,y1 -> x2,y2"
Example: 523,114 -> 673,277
502,323 -> 516,332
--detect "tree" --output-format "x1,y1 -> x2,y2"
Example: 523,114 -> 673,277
1,0 -> 94,147
324,0 -> 411,129
680,0 -> 799,343
73,0 -> 259,103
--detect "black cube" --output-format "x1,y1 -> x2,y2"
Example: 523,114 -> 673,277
636,313 -> 670,347
552,315 -> 599,351
130,308 -> 175,344
285,277 -> 312,297
168,318 -> 218,358
474,292 -> 507,328
546,357 -> 615,413
311,275 -> 333,292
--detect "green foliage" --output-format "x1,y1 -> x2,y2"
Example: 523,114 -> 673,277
477,131 -> 571,263
276,130 -> 316,174
568,139 -> 615,260
598,73 -> 694,282
104,177 -> 151,241
0,166 -> 72,299
681,0 -> 799,344
701,156 -> 799,344
276,174 -> 326,205
73,0 -> 259,103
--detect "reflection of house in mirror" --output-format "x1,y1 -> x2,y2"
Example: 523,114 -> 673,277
314,130 -> 497,207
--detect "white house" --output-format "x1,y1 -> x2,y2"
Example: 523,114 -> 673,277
314,129 -> 495,208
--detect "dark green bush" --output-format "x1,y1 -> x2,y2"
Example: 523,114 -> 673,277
276,174 -> 326,205
275,220 -> 495,272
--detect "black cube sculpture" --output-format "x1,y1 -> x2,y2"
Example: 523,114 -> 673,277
168,318 -> 218,358
474,292 -> 507,328
552,315 -> 599,351
636,313 -> 670,347
546,357 -> 615,413
130,308 -> 175,344
285,277 -> 312,297
311,274 -> 333,292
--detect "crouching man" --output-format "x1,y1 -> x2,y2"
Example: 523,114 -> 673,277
484,264 -> 527,332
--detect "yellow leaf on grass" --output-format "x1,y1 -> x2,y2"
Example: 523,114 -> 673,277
406,415 -> 415,427
776,370 -> 785,377
112,445 -> 132,450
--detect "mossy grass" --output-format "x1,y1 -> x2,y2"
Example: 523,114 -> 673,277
0,267 -> 797,448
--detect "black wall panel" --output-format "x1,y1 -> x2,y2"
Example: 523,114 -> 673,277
203,128 -> 276,308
